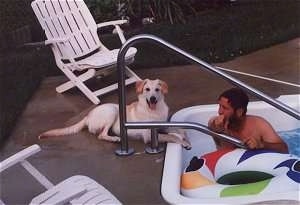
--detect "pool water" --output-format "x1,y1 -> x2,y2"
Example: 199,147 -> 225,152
278,128 -> 300,157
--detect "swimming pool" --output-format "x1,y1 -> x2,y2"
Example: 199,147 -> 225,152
279,128 -> 300,157
161,94 -> 300,204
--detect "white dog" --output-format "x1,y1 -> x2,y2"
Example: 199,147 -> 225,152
39,79 -> 191,148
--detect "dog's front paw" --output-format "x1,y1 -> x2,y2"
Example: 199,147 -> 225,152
168,132 -> 192,150
182,141 -> 192,150
111,136 -> 121,142
97,135 -> 121,143
38,133 -> 49,140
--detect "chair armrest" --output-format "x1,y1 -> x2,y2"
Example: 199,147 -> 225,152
23,37 -> 69,47
23,41 -> 47,48
30,184 -> 86,205
96,20 -> 128,28
43,37 -> 78,67
97,20 -> 128,44
45,37 -> 69,45
0,145 -> 41,173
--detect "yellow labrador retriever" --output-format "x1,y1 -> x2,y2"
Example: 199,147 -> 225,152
39,79 -> 191,148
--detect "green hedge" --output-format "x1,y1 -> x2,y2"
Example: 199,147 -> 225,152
129,0 -> 300,68
0,47 -> 52,144
0,0 -> 43,51
0,0 -> 35,33
99,0 -> 300,69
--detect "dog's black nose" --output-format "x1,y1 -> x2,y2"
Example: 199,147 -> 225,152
150,96 -> 157,104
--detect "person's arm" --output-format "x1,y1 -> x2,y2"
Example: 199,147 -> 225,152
263,141 -> 288,153
208,115 -> 235,149
255,117 -> 288,153
261,120 -> 288,153
208,116 -> 222,147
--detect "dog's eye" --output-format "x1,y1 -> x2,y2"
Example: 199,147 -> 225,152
145,88 -> 150,92
155,88 -> 160,92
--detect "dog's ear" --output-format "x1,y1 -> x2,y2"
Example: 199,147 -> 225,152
160,80 -> 168,94
136,80 -> 146,94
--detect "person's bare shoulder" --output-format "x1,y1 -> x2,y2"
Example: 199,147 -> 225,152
246,115 -> 275,135
249,115 -> 284,140
247,115 -> 268,125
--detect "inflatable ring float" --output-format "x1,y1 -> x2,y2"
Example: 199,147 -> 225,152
181,148 -> 300,198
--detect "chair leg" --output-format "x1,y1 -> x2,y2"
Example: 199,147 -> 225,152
56,69 -> 96,93
93,76 -> 137,97
125,66 -> 142,80
58,68 -> 100,104
93,66 -> 141,97
54,66 -> 140,104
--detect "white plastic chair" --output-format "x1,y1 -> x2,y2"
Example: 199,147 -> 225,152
31,0 -> 141,104
0,144 -> 122,205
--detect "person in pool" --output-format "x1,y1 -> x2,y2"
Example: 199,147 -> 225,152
208,87 -> 288,153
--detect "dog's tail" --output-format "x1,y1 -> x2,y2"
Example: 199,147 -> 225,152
38,117 -> 87,139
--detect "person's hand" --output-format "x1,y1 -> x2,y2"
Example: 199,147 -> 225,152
243,137 -> 264,149
210,115 -> 227,132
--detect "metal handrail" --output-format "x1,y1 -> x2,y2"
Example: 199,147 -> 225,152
115,34 -> 300,156
124,122 -> 246,148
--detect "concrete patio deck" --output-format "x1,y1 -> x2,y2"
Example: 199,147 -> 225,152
0,38 -> 299,204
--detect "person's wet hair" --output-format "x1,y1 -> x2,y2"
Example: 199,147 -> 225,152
219,88 -> 249,115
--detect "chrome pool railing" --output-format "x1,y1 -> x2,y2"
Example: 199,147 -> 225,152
115,34 -> 300,156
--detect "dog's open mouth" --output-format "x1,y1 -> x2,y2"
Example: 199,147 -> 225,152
147,97 -> 157,110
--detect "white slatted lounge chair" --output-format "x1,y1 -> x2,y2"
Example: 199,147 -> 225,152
31,0 -> 141,104
0,144 -> 121,205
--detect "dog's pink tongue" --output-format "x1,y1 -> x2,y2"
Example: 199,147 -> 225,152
149,103 -> 156,110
